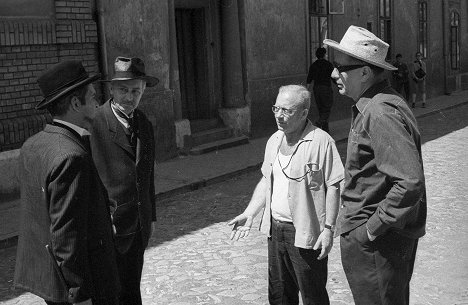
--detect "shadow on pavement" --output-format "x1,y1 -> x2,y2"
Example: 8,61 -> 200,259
1,104 -> 467,303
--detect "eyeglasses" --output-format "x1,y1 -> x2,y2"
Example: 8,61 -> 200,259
333,62 -> 367,73
271,106 -> 299,116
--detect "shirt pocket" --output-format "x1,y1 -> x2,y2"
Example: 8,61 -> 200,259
307,162 -> 323,190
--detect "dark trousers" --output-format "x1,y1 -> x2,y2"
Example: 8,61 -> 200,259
313,85 -> 333,132
394,81 -> 410,100
116,233 -> 145,305
340,223 -> 418,305
268,219 -> 329,305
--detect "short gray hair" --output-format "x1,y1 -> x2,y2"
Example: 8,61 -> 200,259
278,85 -> 311,110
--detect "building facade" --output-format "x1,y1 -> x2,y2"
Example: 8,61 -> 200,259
0,0 -> 467,161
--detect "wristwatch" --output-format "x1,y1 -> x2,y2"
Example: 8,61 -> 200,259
324,224 -> 335,233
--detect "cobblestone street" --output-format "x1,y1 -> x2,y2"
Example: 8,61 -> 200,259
1,104 -> 467,304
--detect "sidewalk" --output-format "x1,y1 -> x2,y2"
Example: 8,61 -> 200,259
1,91 -> 468,247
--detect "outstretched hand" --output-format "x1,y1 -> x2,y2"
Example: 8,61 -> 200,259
228,214 -> 253,241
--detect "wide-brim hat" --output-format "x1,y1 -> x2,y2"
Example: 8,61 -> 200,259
36,60 -> 100,110
103,56 -> 159,87
323,25 -> 397,71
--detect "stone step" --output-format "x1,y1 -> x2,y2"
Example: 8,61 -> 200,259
189,135 -> 249,155
190,118 -> 220,133
190,127 -> 233,147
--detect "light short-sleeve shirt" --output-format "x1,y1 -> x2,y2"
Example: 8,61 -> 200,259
259,120 -> 344,249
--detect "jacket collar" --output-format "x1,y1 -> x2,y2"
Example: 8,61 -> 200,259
355,79 -> 391,114
43,123 -> 87,151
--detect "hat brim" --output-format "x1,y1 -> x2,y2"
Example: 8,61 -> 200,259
36,74 -> 101,110
101,75 -> 159,87
323,39 -> 397,71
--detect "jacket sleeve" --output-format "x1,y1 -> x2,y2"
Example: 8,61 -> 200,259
366,104 -> 425,236
48,154 -> 93,303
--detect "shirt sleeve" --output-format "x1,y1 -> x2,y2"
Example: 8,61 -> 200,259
323,139 -> 344,187
366,104 -> 425,236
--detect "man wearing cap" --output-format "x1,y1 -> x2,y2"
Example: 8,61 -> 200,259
14,61 -> 120,305
89,56 -> 158,305
324,26 -> 427,304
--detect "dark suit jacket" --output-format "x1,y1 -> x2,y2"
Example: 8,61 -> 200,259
90,100 -> 156,254
14,124 -> 120,303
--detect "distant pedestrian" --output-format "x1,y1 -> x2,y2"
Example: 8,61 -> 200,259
410,51 -> 427,108
306,47 -> 335,132
14,60 -> 120,305
229,85 -> 344,305
325,25 -> 427,305
392,53 -> 410,100
90,57 -> 158,305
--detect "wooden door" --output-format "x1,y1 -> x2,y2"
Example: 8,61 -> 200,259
175,8 -> 211,120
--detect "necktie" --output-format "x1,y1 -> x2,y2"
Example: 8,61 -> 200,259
112,104 -> 138,151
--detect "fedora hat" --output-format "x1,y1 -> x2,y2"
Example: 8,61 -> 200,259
105,56 -> 159,87
36,60 -> 100,110
323,25 -> 397,71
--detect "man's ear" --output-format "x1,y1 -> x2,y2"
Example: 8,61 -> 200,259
361,66 -> 373,82
70,96 -> 81,112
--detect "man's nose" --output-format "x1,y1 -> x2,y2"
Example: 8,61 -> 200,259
331,68 -> 340,80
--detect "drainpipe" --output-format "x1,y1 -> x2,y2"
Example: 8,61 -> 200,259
442,0 -> 449,94
96,0 -> 110,102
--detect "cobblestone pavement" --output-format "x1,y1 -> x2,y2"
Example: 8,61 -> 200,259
1,104 -> 467,305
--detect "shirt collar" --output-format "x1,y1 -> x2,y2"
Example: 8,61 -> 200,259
110,100 -> 133,129
355,79 -> 391,114
275,119 -> 317,145
52,119 -> 90,137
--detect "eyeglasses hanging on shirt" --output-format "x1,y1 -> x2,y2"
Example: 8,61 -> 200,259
277,140 -> 313,182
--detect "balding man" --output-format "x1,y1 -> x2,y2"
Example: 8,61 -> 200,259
229,85 -> 344,305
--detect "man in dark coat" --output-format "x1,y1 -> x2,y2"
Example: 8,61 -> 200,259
90,56 -> 158,305
14,60 -> 120,305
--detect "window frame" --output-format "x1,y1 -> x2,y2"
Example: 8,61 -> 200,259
450,10 -> 460,70
417,0 -> 428,58
378,0 -> 392,60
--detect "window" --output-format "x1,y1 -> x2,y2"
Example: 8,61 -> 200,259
450,11 -> 460,70
379,0 -> 392,59
0,0 -> 54,18
418,1 -> 428,57
309,0 -> 329,63
309,16 -> 328,62
309,0 -> 327,15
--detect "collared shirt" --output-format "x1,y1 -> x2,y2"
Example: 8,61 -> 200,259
110,101 -> 133,131
259,120 -> 344,249
53,119 -> 91,137
340,80 -> 427,239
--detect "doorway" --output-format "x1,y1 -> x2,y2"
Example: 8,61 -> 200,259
175,8 -> 213,120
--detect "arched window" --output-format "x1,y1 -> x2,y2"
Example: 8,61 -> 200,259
418,0 -> 428,57
450,11 -> 460,70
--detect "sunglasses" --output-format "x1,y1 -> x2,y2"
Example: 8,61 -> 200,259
333,62 -> 368,73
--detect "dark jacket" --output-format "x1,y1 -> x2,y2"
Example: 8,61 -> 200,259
90,100 -> 156,254
14,124 -> 120,303
340,80 -> 427,239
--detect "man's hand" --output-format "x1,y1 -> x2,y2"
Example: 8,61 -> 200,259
313,228 -> 334,260
74,298 -> 92,305
228,214 -> 253,241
